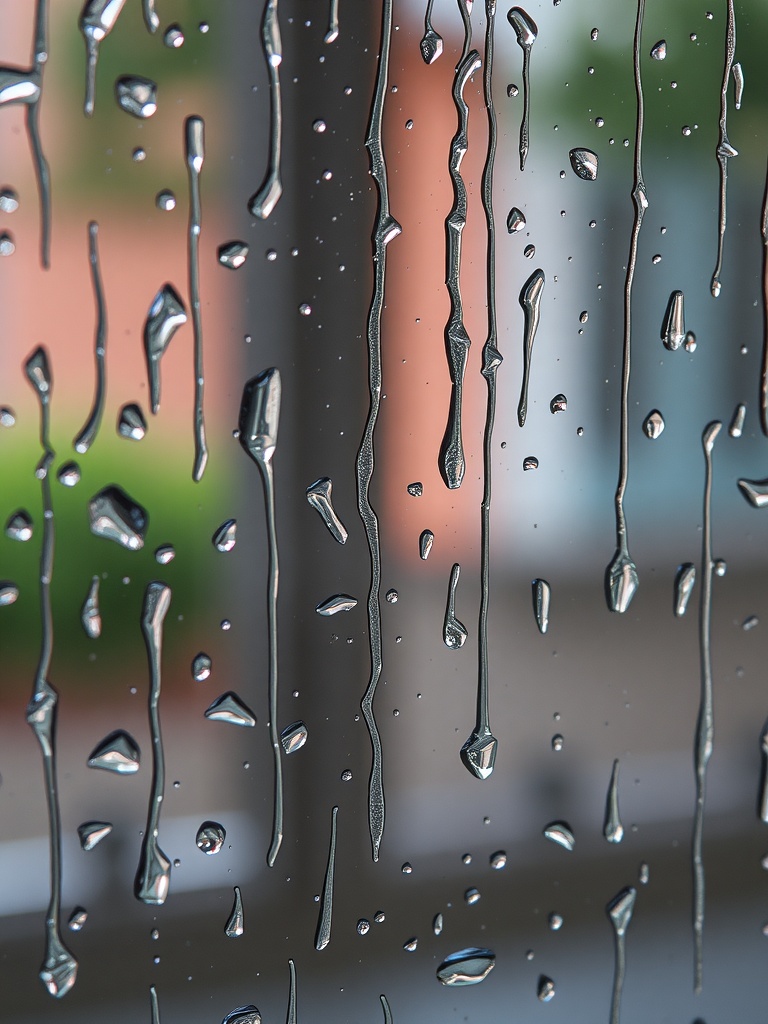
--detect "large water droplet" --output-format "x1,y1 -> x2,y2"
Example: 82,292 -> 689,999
537,976 -> 556,1002
281,721 -> 308,753
115,75 -> 157,118
196,820 -> 226,855
87,730 -> 140,773
117,403 -> 146,441
204,692 -> 257,727
163,24 -> 184,48
88,486 -> 148,550
490,850 -> 507,869
661,290 -> 685,350
443,563 -> 467,649
222,1008 -> 261,1024
77,820 -> 112,851
569,148 -> 598,180
642,409 -> 665,439
507,207 -> 526,233
212,519 -> 237,553
605,550 -> 639,613
144,284 -> 187,413
737,478 -> 768,508
543,821 -> 575,851
419,530 -> 434,560
650,39 -> 667,60
436,948 -> 496,986
57,461 -> 81,487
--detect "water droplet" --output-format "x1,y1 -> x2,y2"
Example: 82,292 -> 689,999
225,886 -> 244,938
0,407 -> 15,427
222,1007 -> 261,1024
87,730 -> 140,774
298,303 -> 312,317
196,820 -> 226,855
281,721 -> 308,753
507,83 -> 519,97
117,402 -> 147,441
314,805 -> 338,950
144,284 -> 186,413
729,403 -> 746,438
154,544 -> 175,565
517,268 -> 546,426
569,148 -> 598,180
606,550 -> 639,614
548,912 -> 563,931
523,243 -> 535,258
714,559 -> 727,577
312,119 -> 326,133
192,653 -> 211,681
407,481 -> 423,497
643,409 -> 665,439
507,207 -> 526,233
443,564 -> 467,649
0,582 -> 19,606
67,907 -> 87,932
674,563 -> 696,617
163,23 -> 184,48
436,948 -> 496,986
357,918 -> 370,935
537,976 -> 556,1002
638,861 -> 650,885
490,850 -> 507,869
607,886 -> 636,936
340,769 -> 352,781
661,290 -> 685,350
684,330 -> 697,353
212,519 -> 237,552
77,821 -> 112,851
115,75 -> 157,118
420,25 -> 443,64
88,486 -> 148,550
549,394 -> 567,415
374,911 -> 385,924
0,231 -> 15,256
5,509 -> 32,541
737,478 -> 768,508
650,39 -> 667,59
523,456 -> 538,471
79,575 -> 101,638
433,913 -> 444,935
464,887 -> 481,905
57,461 -> 81,487
743,615 -> 759,631
419,530 -> 434,560
551,733 -> 564,751
386,589 -> 399,604
306,478 -> 348,544
603,758 -> 624,843
204,692 -> 256,727
155,190 -> 176,211
532,578 -> 551,634
0,187 -> 18,212
218,241 -> 249,270
543,821 -> 575,851
316,594 -> 357,616
403,937 -> 418,952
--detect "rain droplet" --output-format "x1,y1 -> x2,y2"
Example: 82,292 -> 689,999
88,486 -> 148,550
155,190 -> 176,211
714,559 -> 727,577
684,330 -> 697,353
81,575 -> 101,638
0,232 -> 15,256
436,948 -> 496,986
548,912 -> 563,931
569,148 -> 598,180
218,241 -> 249,270
419,530 -> 434,560
743,614 -> 759,631
316,594 -> 357,616
603,758 -> 624,843
401,861 -> 413,874
212,519 -> 237,552
57,461 -> 81,487
386,589 -> 399,604
196,821 -> 226,855
192,653 -> 211,681
0,583 -> 19,606
728,403 -> 746,438
490,850 -> 507,869
0,187 -> 19,212
464,887 -> 481,905
306,478 -> 348,544
281,721 -> 308,754
155,544 -> 175,565
737,478 -> 768,508
507,207 -> 526,233
204,692 -> 256,727
661,290 -> 685,350
638,861 -> 650,885
606,551 -> 639,614
407,481 -> 423,496
552,733 -> 564,751
87,730 -> 140,774
523,243 -> 535,258
77,821 -> 112,851
650,39 -> 667,59
67,907 -> 88,932
225,886 -> 244,938
340,769 -> 352,781
642,410 -> 665,439
674,563 -> 696,617
222,1007 -> 261,1024
163,23 -> 184,48
433,913 -> 443,935
374,911 -> 385,924
0,407 -> 15,427
543,821 -> 575,851
537,976 -> 556,1002
5,509 -> 33,541
357,918 -> 370,935
312,119 -> 327,133
403,937 -> 418,952
115,75 -> 157,118
507,83 -> 519,97
550,394 -> 567,414
443,564 -> 467,649
523,456 -> 538,471
532,578 -> 550,634
117,403 -> 147,441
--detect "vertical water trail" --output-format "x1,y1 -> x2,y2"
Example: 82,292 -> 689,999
238,369 -> 284,867
249,1 -> 283,219
603,758 -> 624,843
80,0 -> 128,116
149,984 -> 160,1024
73,222 -> 107,454
692,420 -> 722,994
380,994 -> 393,1024
605,0 -> 646,614
439,46 -> 481,489
463,0 -> 500,781
314,805 -> 338,950
443,562 -> 468,649
607,886 -> 637,1024
185,116 -> 208,481
357,0 -> 399,863
759,158 -> 768,435
135,582 -> 172,905
325,0 -> 339,44
516,268 -> 544,427
286,959 -> 297,1024
420,0 -> 443,64
24,347 -> 78,998
758,718 -> 768,823
710,0 -> 736,299
506,8 -> 537,171
143,0 -> 159,34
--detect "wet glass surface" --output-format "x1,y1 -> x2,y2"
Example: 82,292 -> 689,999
2,0 -> 768,1020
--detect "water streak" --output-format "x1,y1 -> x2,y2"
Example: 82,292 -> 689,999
150,984 -> 160,1024
532,578 -> 550,634
507,8 -> 537,169
239,369 -> 283,865
603,758 -> 624,843
81,575 -> 101,637
314,805 -> 338,950
759,719 -> 768,823
674,563 -> 696,618
249,0 -> 283,219
135,582 -> 172,905
24,347 -> 77,998
74,222 -> 107,453
517,268 -> 545,426
80,0 -> 128,116
325,0 -> 339,44
606,0 -> 646,614
380,994 -> 392,1024
225,886 -> 244,937
444,562 -> 468,650
286,959 -> 297,1024
607,887 -> 637,1024
357,0 -> 398,862
143,0 -> 159,33
693,420 -> 722,993
306,478 -> 348,543
710,0 -> 736,298
186,116 -> 208,480
144,284 -> 187,414
439,48 -> 481,489
760,158 -> 768,435
420,0 -> 443,64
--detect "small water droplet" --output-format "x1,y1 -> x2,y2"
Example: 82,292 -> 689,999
340,769 -> 352,781
743,615 -> 759,631
68,907 -> 88,932
0,232 -> 15,256
204,692 -> 256,727
374,911 -> 385,924
464,887 -> 481,905
403,937 -> 418,952
77,821 -> 112,851
729,403 -> 746,438
386,589 -> 399,604
550,393 -> 567,414
433,912 -> 443,935
638,861 -> 650,885
543,821 -> 575,851
523,456 -> 538,471
650,39 -> 667,59
281,721 -> 308,754
552,733 -> 564,751
87,730 -> 140,774
548,912 -> 563,931
192,653 -> 211,681
115,75 -> 157,118
5,509 -> 33,542
212,519 -> 237,552
401,861 -> 413,874
163,23 -> 184,48
218,241 -> 249,270
312,119 -> 327,133
357,918 -> 370,935
316,594 -> 357,616
643,409 -> 665,439
196,820 -> 226,855
674,563 -> 696,617
490,850 -> 507,869
225,886 -> 244,938
407,481 -> 423,497
154,544 -> 175,565
537,975 -> 556,1002
436,948 -> 495,986
507,207 -> 526,232
155,190 -> 176,211
523,243 -> 535,258
419,530 -> 434,560
0,187 -> 19,213
0,407 -> 15,427
117,402 -> 147,441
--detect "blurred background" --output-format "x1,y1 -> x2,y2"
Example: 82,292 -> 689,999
1,0 -> 768,1021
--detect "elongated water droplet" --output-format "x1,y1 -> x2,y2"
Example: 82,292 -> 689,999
732,61 -> 744,108
225,886 -> 244,937
550,393 -> 567,414
222,1007 -> 261,1024
532,578 -> 550,634
517,268 -> 545,427
144,284 -> 186,414
711,0 -> 737,299
639,862 -> 650,885
443,563 -> 467,649
315,805 -> 338,951
88,485 -> 148,550
87,730 -> 140,773
115,75 -> 157,118
507,207 -> 526,232
604,759 -> 624,843
737,478 -> 768,508
196,820 -> 225,855
192,652 -> 211,681
316,594 -> 357,616
185,115 -> 208,481
306,477 -> 348,543
118,403 -> 146,441
464,887 -> 480,905
325,0 -> 339,44
419,529 -> 434,560
77,820 -> 112,850
212,519 -> 237,552
403,937 -> 418,952
729,402 -> 746,437
606,551 -> 639,614
507,8 -> 537,170
569,148 -> 598,180
218,241 -> 249,269
661,290 -> 685,350
79,0 -> 128,116
650,39 -> 666,60
543,821 -> 575,851
674,563 -> 696,617
280,721 -> 307,754
436,948 -> 495,986
537,976 -> 555,1002
6,509 -> 33,541
204,692 -> 256,728
607,886 -> 637,1024
248,0 -> 283,219
643,409 -> 664,439
758,719 -> 768,823
433,912 -> 443,935
81,575 -> 101,638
